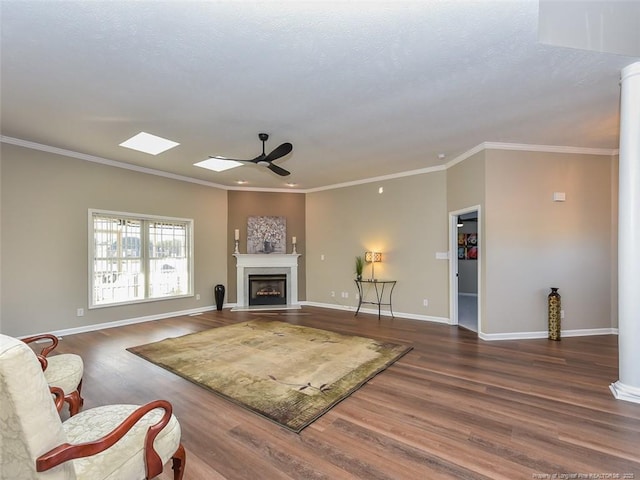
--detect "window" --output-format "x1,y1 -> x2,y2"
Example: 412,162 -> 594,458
89,210 -> 193,308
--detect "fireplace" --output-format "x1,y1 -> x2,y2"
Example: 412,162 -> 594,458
249,274 -> 287,306
232,253 -> 301,310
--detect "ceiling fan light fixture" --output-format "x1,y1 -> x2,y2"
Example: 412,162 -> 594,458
194,158 -> 243,172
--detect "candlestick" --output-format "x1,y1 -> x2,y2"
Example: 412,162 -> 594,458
234,239 -> 239,254
234,229 -> 240,241
292,236 -> 296,244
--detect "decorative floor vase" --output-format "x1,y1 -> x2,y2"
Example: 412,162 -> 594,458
548,287 -> 561,341
214,284 -> 225,311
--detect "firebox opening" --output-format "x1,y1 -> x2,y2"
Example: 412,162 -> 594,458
248,274 -> 287,306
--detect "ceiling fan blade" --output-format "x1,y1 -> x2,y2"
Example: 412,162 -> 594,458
264,142 -> 293,162
208,136 -> 293,176
208,155 -> 252,163
267,163 -> 291,176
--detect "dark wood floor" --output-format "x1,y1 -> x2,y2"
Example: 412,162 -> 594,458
52,306 -> 640,479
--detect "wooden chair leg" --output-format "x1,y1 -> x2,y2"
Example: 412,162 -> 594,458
171,444 -> 186,480
77,379 -> 84,408
66,390 -> 83,416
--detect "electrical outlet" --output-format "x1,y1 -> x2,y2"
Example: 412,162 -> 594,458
423,299 -> 429,307
561,310 -> 565,319
76,308 -> 84,317
341,292 -> 349,298
196,294 -> 201,300
321,254 -> 325,261
330,291 -> 335,297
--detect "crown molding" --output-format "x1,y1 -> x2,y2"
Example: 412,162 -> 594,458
482,141 -> 618,156
304,164 -> 447,193
2,135 -> 619,194
0,135 -> 231,190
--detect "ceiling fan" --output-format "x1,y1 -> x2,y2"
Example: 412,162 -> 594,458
209,133 -> 293,176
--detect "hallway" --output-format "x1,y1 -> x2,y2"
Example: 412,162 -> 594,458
458,293 -> 478,332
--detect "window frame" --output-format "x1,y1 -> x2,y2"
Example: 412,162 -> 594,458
88,209 -> 194,309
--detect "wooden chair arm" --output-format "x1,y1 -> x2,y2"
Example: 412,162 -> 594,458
36,400 -> 173,479
21,334 -> 59,357
36,353 -> 49,371
50,386 -> 65,412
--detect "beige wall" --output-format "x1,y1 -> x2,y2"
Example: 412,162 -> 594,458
610,155 -> 619,328
306,171 -> 449,319
484,149 -> 615,334
447,151 -> 486,213
1,142 -> 619,338
227,190 -> 306,303
1,144 -> 228,337
447,150 -> 486,325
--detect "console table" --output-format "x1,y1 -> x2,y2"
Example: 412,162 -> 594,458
354,279 -> 396,320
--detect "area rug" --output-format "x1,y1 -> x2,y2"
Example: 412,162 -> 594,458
127,320 -> 412,432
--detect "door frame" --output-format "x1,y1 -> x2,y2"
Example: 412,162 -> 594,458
448,205 -> 482,331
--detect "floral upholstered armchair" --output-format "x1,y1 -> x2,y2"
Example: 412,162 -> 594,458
0,334 -> 186,480
21,333 -> 84,416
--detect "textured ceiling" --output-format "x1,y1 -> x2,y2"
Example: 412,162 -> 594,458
1,1 -> 637,191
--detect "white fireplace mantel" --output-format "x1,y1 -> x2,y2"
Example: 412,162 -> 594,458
233,254 -> 301,310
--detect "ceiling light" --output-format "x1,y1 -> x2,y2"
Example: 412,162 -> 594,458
438,153 -> 446,160
236,180 -> 248,185
286,182 -> 297,187
193,158 -> 243,172
119,132 -> 179,155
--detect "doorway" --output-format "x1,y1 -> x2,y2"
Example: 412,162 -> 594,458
449,206 -> 481,333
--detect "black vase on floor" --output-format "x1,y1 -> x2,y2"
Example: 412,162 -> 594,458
214,284 -> 225,311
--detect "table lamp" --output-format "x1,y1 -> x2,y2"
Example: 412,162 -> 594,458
364,251 -> 382,281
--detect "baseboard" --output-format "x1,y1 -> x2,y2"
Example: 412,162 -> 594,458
610,381 -> 640,404
22,305 -> 217,339
479,327 -> 618,341
301,301 -> 355,312
300,301 -> 450,324
21,303 -> 618,342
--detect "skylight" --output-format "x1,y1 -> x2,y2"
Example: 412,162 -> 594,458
119,132 -> 180,155
193,158 -> 243,172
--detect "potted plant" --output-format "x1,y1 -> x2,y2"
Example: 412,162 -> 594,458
354,255 -> 364,281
